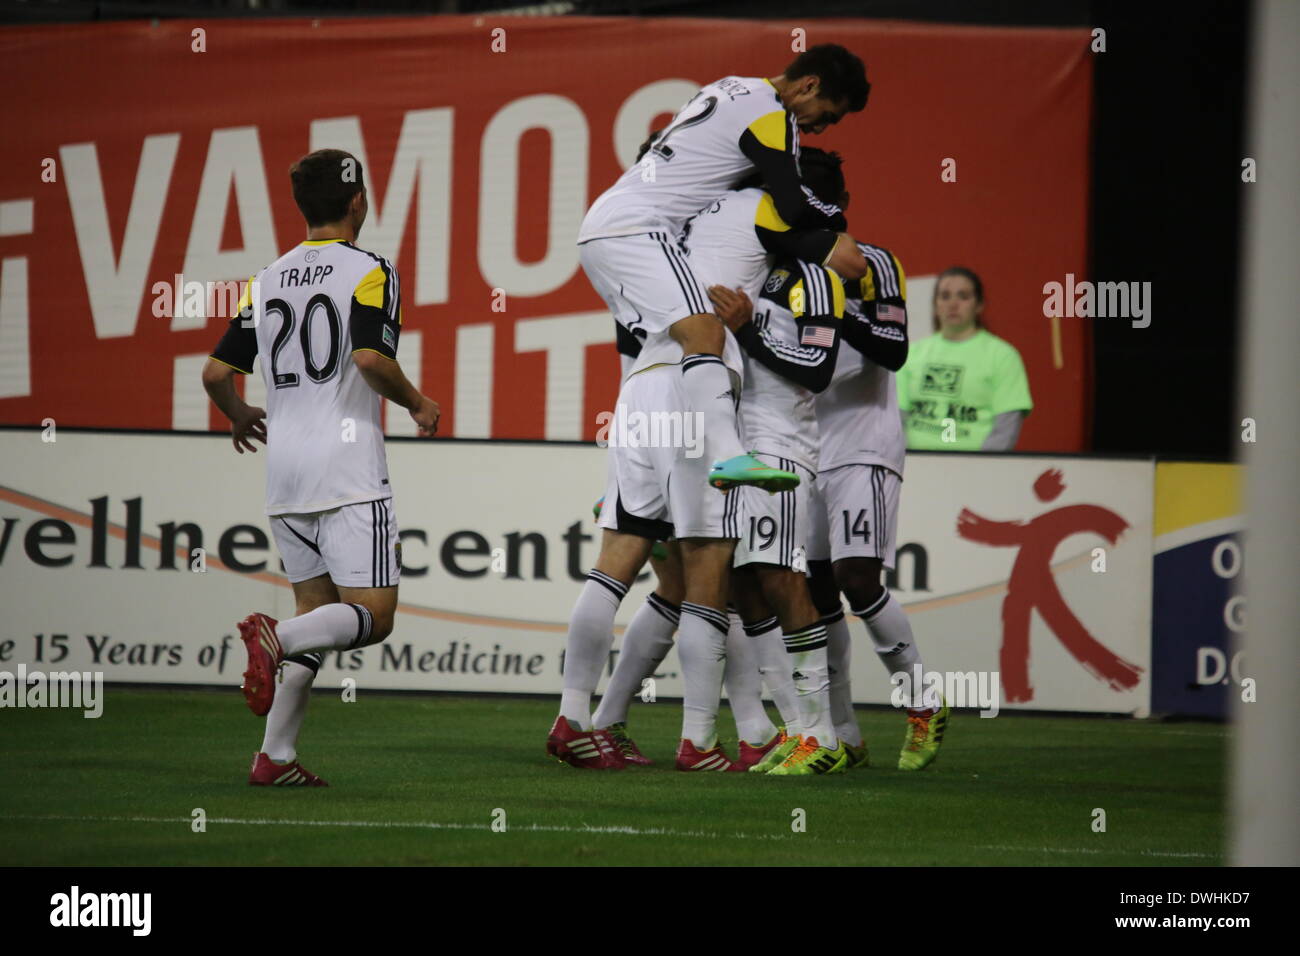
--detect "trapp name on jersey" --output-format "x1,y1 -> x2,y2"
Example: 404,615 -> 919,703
210,238 -> 402,516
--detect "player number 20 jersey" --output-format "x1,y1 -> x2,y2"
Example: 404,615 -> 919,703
210,239 -> 402,516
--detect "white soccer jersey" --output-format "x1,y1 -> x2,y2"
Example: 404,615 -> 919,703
683,186 -> 841,304
210,238 -> 402,516
682,188 -> 773,307
616,187 -> 768,386
735,260 -> 846,471
579,76 -> 799,241
815,245 -> 908,477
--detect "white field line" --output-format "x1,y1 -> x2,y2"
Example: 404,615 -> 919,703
2,814 -> 1221,858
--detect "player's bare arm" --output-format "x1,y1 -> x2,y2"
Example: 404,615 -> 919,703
352,349 -> 441,436
825,234 -> 868,280
200,358 -> 267,454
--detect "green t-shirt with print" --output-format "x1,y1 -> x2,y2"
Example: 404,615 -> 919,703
896,329 -> 1033,450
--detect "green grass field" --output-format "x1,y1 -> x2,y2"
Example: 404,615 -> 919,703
0,688 -> 1227,866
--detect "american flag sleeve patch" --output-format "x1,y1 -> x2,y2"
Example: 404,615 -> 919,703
876,303 -> 906,324
800,325 -> 836,347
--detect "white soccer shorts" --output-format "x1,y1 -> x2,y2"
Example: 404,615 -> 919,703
596,368 -> 740,541
271,498 -> 400,589
732,453 -> 816,570
806,464 -> 903,569
578,231 -> 711,337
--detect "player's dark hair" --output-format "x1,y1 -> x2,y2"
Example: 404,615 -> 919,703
783,45 -> 870,112
797,147 -> 846,207
289,149 -> 365,227
932,266 -> 988,332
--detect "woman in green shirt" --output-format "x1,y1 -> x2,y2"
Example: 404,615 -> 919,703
897,266 -> 1032,451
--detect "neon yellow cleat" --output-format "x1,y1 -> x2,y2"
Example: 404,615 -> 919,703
766,735 -> 848,776
747,730 -> 799,773
843,741 -> 870,769
899,700 -> 949,770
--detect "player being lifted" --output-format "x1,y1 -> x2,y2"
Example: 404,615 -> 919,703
549,45 -> 871,769
202,149 -> 440,786
806,241 -> 950,770
592,147 -> 866,769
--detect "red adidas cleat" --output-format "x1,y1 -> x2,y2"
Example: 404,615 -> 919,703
237,613 -> 284,717
735,729 -> 784,770
602,722 -> 654,766
675,738 -> 745,772
249,752 -> 328,787
546,715 -> 626,770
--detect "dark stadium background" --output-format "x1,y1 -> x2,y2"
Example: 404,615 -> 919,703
0,0 -> 1247,458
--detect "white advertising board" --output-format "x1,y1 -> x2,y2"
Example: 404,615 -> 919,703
0,431 -> 1152,714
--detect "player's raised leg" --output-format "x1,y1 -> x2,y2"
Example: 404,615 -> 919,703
669,314 -> 798,493
249,573 -> 338,786
241,505 -> 400,717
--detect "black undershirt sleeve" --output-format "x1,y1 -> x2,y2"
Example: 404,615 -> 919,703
840,294 -> 909,372
739,124 -> 846,232
210,313 -> 257,374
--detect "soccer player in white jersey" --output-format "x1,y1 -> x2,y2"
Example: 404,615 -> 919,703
590,323 -> 782,769
590,147 -> 866,769
806,241 -> 950,771
551,46 -> 871,770
709,254 -> 849,776
202,149 -> 440,786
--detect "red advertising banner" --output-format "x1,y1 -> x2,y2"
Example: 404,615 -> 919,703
0,16 -> 1092,449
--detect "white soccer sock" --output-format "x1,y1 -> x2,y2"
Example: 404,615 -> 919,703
681,353 -> 746,462
854,590 -> 942,711
723,611 -> 778,745
276,603 -> 372,657
260,657 -> 316,763
824,607 -> 862,747
559,570 -> 628,730
784,622 -> 837,748
745,616 -> 803,736
678,602 -> 730,750
592,593 -> 679,729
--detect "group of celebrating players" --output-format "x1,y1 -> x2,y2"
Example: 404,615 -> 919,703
199,43 -> 944,787
547,44 -> 948,776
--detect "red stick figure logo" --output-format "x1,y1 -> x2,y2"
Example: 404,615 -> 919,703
956,468 -> 1143,702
